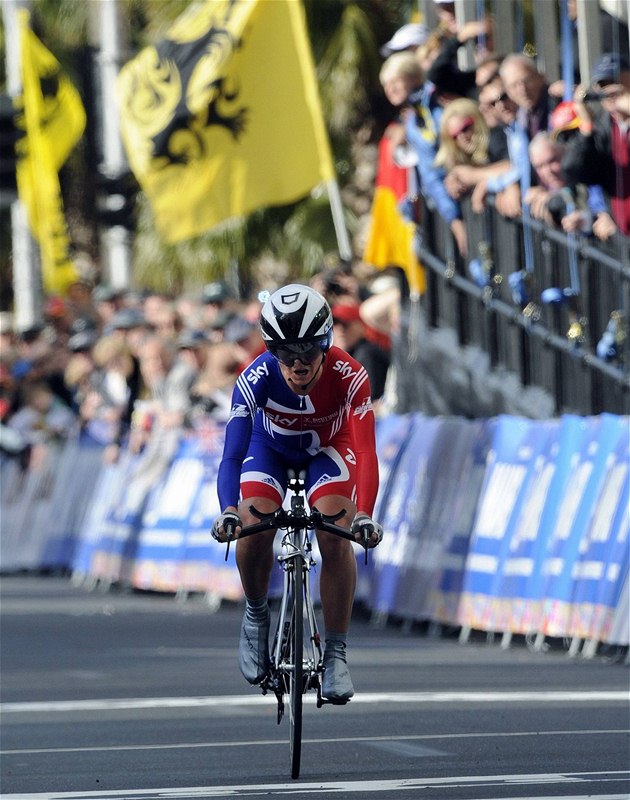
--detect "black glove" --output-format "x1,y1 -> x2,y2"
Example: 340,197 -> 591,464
351,513 -> 383,547
211,511 -> 241,542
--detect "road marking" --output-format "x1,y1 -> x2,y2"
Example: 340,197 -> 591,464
1,773 -> 629,799
1,690 -> 628,714
1,728 -> 627,756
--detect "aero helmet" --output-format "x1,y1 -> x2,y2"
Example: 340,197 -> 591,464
260,285 -> 333,362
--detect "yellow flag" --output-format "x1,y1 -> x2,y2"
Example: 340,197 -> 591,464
117,0 -> 334,243
16,9 -> 86,295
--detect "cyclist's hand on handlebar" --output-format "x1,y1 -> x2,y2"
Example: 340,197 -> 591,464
211,510 -> 242,543
351,513 -> 383,548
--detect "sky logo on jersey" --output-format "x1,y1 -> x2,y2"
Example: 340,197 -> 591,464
266,413 -> 297,426
246,362 -> 269,385
333,359 -> 358,380
353,398 -> 373,419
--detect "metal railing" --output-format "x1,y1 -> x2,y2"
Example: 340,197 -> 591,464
415,196 -> 630,416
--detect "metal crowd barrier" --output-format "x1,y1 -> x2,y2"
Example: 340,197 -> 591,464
416,196 -> 630,416
1,416 -> 628,658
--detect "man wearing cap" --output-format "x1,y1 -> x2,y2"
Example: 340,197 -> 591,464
380,23 -> 429,58
563,53 -> 630,240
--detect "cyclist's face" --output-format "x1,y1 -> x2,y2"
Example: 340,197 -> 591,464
277,351 -> 325,393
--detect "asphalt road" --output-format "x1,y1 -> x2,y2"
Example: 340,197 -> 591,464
1,574 -> 628,800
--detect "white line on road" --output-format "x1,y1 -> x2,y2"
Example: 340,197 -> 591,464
1,690 -> 628,714
1,728 -> 627,756
1,772 -> 629,799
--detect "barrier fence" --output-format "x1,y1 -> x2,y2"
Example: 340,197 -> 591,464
1,413 -> 627,654
417,198 -> 630,417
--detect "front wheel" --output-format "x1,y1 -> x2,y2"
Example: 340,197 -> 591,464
289,561 -> 303,779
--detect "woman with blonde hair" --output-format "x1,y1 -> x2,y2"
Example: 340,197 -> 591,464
434,97 -> 489,172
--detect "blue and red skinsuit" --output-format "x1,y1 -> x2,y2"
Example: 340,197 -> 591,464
217,346 -> 379,515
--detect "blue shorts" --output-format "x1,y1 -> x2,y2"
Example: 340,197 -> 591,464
240,433 -> 357,508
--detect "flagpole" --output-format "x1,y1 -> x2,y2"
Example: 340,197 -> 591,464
3,0 -> 41,332
90,0 -> 131,290
326,179 -> 352,263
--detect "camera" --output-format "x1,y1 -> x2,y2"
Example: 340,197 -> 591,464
581,90 -> 606,102
546,191 -> 572,226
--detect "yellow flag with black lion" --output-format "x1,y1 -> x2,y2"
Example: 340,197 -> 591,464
117,0 -> 334,244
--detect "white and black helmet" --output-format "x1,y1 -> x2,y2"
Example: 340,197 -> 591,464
260,285 -> 333,362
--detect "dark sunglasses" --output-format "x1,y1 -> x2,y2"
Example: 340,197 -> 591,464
268,341 -> 324,366
489,92 -> 509,107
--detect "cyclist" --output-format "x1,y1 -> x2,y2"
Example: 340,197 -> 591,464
212,284 -> 383,703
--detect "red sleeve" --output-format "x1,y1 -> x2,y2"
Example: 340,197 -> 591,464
350,407 -> 379,517
342,353 -> 379,516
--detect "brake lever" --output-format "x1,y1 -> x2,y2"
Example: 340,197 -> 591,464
224,521 -> 236,562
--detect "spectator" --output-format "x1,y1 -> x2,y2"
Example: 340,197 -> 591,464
501,53 -> 556,142
331,303 -> 391,402
92,284 -> 124,329
477,74 -> 513,160
311,265 -> 363,307
129,330 -> 205,487
442,86 -> 515,203
548,102 -> 616,241
426,19 -> 495,100
525,132 -> 593,232
188,342 -> 239,425
379,51 -> 467,255
470,56 -> 549,218
475,53 -> 504,94
380,22 -> 429,58
223,316 -> 266,374
436,98 -> 490,199
89,335 -> 136,462
200,280 -> 238,331
7,380 -> 76,470
563,53 -> 630,241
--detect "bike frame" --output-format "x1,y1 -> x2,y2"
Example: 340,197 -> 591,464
233,469 -> 367,779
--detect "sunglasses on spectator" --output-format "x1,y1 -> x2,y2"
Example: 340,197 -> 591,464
449,117 -> 475,138
488,92 -> 509,107
267,341 -> 324,366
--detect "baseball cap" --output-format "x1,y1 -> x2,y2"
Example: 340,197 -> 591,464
591,52 -> 630,84
380,23 -> 429,58
201,280 -> 232,304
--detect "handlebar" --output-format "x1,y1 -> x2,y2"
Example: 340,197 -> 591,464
228,505 -> 372,565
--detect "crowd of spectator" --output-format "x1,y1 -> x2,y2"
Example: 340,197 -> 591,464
1,0 -> 629,470
378,0 -> 629,249
0,269 -> 396,470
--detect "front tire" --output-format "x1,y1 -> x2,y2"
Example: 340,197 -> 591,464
289,561 -> 303,779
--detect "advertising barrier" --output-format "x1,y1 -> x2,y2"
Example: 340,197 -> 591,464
1,412 -> 628,650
